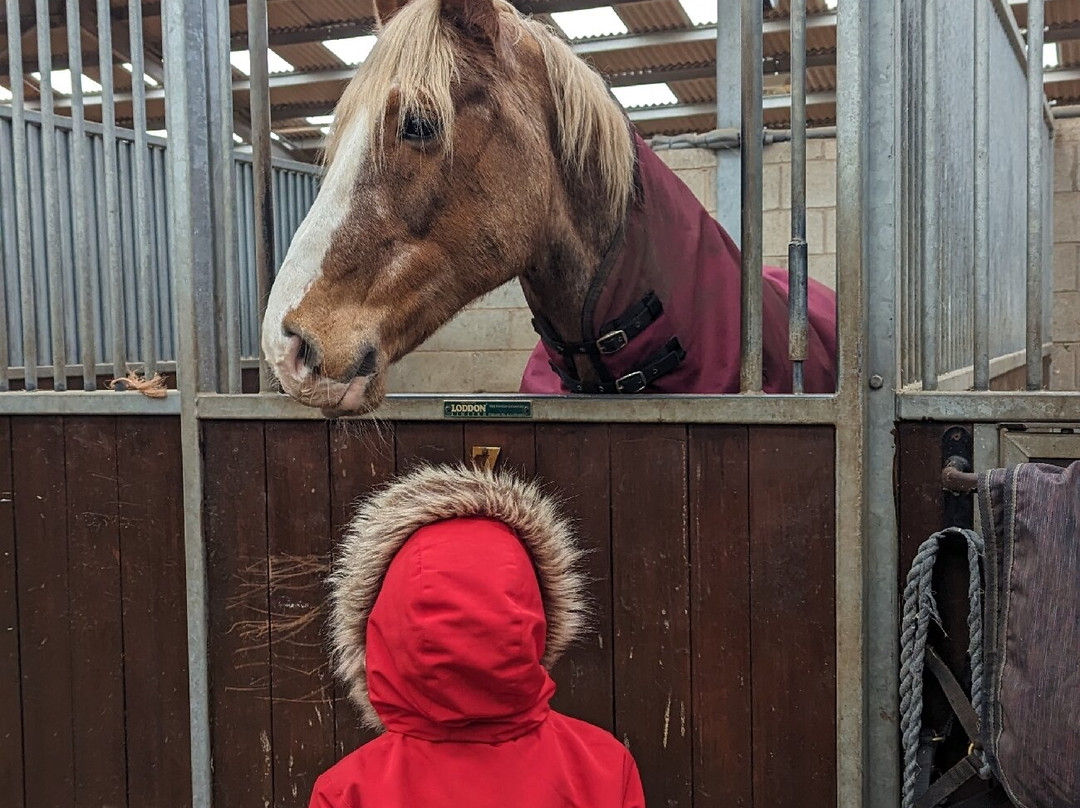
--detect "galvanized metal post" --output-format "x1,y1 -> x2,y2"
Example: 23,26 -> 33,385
130,0 -> 158,377
973,0 -> 990,390
920,0 -> 938,390
715,0 -> 742,243
162,0 -> 225,801
850,0 -> 901,802
0,121 -> 11,392
208,0 -> 240,392
67,0 -> 96,389
1026,0 -> 1045,389
739,0 -> 763,392
6,0 -> 38,389
36,0 -> 66,388
788,0 -> 808,394
247,0 -> 276,391
96,0 -> 127,380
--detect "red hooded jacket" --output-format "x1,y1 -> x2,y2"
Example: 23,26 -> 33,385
310,465 -> 646,808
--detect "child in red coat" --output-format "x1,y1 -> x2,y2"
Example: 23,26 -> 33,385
309,464 -> 646,808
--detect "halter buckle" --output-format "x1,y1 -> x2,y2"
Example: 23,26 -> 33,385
615,370 -> 647,393
597,329 -> 629,354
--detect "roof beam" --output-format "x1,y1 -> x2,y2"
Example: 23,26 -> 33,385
573,12 -> 836,56
625,90 -> 837,123
232,20 -> 376,49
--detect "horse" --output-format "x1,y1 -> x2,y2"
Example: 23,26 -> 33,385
260,0 -> 837,415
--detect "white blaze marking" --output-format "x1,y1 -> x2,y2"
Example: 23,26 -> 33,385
260,110 -> 371,367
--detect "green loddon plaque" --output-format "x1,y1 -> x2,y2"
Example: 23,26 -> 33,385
443,400 -> 533,419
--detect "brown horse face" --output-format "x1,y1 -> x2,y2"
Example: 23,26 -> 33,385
261,0 -> 557,414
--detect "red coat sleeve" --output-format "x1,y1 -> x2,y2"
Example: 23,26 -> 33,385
308,777 -> 356,808
623,755 -> 646,808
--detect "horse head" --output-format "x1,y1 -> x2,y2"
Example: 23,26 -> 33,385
261,0 -> 633,414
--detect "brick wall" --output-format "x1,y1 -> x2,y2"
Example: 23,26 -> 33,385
1052,118 -> 1080,391
384,138 -> 839,394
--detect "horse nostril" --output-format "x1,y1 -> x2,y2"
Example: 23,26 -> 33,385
356,347 -> 379,377
284,327 -> 322,373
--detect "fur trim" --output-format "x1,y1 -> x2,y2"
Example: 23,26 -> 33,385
329,463 -> 587,730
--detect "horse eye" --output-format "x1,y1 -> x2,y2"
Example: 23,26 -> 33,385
401,114 -> 440,143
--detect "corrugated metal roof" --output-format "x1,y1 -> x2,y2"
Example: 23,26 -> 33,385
7,0 -> 1080,159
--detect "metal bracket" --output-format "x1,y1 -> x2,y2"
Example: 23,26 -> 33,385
941,427 -> 975,529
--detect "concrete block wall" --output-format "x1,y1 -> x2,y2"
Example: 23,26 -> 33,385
385,138 -> 839,393
1052,118 -> 1080,391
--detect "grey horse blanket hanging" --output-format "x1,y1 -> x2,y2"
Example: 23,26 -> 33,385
977,461 -> 1080,808
901,460 -> 1079,808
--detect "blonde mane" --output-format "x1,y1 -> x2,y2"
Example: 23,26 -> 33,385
323,0 -> 634,213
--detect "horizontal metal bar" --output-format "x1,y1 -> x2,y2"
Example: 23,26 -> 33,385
897,392 -> 1080,423
648,125 -> 837,151
196,392 -> 843,424
0,390 -> 180,414
630,92 -> 836,121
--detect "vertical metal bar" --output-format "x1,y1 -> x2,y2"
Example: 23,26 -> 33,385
247,0 -> 276,391
920,0 -> 938,390
242,163 -> 255,359
28,127 -> 49,374
67,0 -> 96,389
119,142 -> 138,357
739,0 -> 763,392
96,0 -> 127,379
92,135 -> 109,368
7,0 -> 38,389
57,130 -> 78,362
162,0 -> 217,801
37,0 -> 66,388
129,0 -> 158,377
272,169 -> 284,272
836,0 -> 877,801
715,0 -> 742,242
0,120 -> 11,391
1026,0 -> 1045,389
209,0 -> 240,392
788,0 -> 808,394
973,0 -> 990,390
153,147 -> 172,361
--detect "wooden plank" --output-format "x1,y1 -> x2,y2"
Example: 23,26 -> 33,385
748,426 -> 836,806
463,423 -> 536,475
536,424 -> 613,732
689,425 -> 752,807
394,422 -> 464,470
264,421 -> 336,806
203,421 -> 273,808
329,424 -> 396,758
0,418 -> 24,808
65,417 -> 127,808
12,417 -> 75,808
117,416 -> 191,807
610,424 -> 692,807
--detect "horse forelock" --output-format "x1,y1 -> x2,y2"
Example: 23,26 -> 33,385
323,0 -> 634,214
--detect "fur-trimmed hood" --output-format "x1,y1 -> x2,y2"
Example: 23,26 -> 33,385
329,464 -> 587,736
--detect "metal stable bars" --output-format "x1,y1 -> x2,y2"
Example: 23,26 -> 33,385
0,107 -> 318,382
911,0 -> 1053,393
1027,0 -> 1045,390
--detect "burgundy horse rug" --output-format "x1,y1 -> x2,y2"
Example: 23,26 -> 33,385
520,134 -> 837,396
